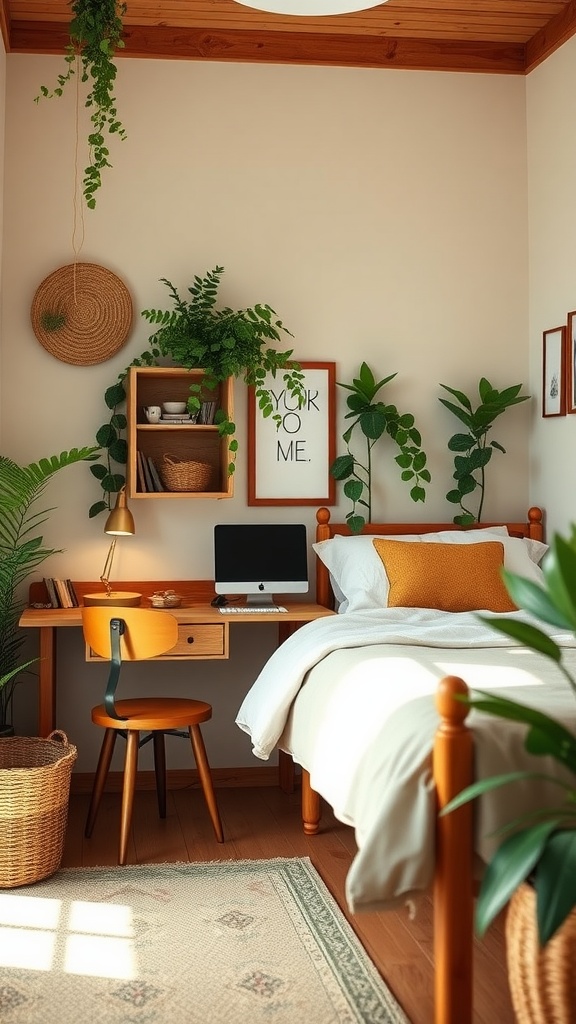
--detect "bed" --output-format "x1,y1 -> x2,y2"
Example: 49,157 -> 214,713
235,506 -> 576,1024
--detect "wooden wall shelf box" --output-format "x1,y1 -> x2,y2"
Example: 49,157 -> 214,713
127,366 -> 234,500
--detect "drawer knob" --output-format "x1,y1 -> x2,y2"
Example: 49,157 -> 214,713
186,635 -> 195,644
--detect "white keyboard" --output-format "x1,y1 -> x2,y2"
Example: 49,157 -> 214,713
219,605 -> 287,614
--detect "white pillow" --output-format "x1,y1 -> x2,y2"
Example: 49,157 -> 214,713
313,527 -> 545,614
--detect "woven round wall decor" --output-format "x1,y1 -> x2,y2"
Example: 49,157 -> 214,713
30,262 -> 133,366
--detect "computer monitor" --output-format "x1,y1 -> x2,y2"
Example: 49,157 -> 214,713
214,523 -> 308,607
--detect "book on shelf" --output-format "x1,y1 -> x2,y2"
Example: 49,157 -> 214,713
142,455 -> 155,492
43,577 -> 60,608
147,457 -> 165,492
199,401 -> 217,425
43,577 -> 76,608
136,450 -> 148,492
53,578 -> 73,608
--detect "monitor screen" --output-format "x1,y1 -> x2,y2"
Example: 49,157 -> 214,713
214,524 -> 308,606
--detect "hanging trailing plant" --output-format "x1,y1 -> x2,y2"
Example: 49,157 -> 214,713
89,267 -> 305,517
439,378 -> 530,525
330,362 -> 431,534
35,0 -> 127,209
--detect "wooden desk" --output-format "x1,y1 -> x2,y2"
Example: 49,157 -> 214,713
20,580 -> 334,754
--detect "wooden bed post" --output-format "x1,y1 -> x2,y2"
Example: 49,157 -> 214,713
433,675 -> 474,1024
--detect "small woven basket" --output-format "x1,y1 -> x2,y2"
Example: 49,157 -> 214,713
161,454 -> 212,492
506,882 -> 576,1023
0,730 -> 77,888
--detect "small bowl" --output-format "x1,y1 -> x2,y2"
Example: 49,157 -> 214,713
163,402 -> 186,414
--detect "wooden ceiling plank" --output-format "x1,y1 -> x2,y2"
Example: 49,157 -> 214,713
525,0 -> 576,68
8,20 -> 525,73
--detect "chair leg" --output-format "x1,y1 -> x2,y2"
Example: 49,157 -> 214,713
189,724 -> 224,843
85,728 -> 117,838
153,731 -> 167,819
119,730 -> 139,866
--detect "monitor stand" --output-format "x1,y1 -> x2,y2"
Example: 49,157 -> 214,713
246,593 -> 277,608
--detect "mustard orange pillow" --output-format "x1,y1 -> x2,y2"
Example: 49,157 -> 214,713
372,539 -> 517,612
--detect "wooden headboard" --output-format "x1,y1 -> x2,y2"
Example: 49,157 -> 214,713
314,505 -> 545,609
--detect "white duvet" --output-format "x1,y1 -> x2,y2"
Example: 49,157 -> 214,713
236,608 -> 576,912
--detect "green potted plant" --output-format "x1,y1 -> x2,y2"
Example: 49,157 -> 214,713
329,361 -> 431,533
442,526 -> 576,955
35,0 -> 127,209
439,377 -> 530,525
0,447 -> 99,733
89,266 -> 305,517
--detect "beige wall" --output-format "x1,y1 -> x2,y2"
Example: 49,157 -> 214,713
2,55 -> 530,766
527,36 -> 576,538
0,34 -> 5,441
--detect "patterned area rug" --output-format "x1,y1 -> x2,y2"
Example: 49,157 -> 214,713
0,857 -> 409,1024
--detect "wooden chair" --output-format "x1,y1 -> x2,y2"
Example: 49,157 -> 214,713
82,606 -> 224,865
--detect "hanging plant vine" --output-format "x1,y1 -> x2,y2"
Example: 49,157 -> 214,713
35,0 -> 127,209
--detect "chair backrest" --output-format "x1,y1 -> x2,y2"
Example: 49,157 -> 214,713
82,606 -> 179,661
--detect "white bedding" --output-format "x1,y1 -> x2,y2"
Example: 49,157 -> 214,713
236,608 -> 576,912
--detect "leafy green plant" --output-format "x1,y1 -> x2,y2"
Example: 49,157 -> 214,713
0,447 -> 99,729
329,362 -> 430,534
35,0 -> 127,209
89,267 -> 305,517
439,378 -> 530,525
442,527 -> 576,945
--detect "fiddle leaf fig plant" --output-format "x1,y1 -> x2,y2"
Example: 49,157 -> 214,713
439,378 -> 530,526
89,267 -> 305,517
330,362 -> 431,534
35,0 -> 127,209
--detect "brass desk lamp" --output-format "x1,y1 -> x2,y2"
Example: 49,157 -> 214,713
83,488 -> 142,607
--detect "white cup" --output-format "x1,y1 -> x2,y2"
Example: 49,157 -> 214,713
144,406 -> 161,423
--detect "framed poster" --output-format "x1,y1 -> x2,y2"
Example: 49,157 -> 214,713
248,361 -> 336,506
566,311 -> 576,414
542,326 -> 566,418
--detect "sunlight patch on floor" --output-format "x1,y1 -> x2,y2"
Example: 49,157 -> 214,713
0,893 -> 137,979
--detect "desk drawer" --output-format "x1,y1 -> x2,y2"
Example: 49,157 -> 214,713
86,623 -> 228,662
168,623 -> 228,659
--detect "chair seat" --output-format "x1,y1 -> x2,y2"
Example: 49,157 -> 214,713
91,697 -> 213,731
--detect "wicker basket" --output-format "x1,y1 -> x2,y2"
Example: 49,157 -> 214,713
161,454 -> 212,492
0,730 -> 77,888
506,882 -> 576,1023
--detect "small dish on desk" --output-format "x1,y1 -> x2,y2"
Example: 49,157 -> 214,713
149,590 -> 182,609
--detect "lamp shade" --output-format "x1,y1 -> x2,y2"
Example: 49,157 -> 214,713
104,487 -> 135,536
233,1 -> 387,12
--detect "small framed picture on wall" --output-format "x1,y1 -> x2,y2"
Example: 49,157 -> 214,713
566,311 -> 576,414
542,326 -> 566,417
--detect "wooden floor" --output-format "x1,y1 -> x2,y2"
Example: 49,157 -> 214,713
61,784 -> 515,1024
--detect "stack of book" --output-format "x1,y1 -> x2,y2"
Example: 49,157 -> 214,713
44,578 -> 80,608
199,401 -> 218,424
137,452 -> 165,492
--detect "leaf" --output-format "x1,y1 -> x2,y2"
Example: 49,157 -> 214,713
536,831 -> 576,942
500,571 -> 573,632
330,454 -> 354,480
482,614 -> 564,660
439,400 -> 473,429
542,535 -> 576,630
344,479 -> 363,501
448,433 -> 475,452
439,384 -> 473,411
475,822 -> 558,935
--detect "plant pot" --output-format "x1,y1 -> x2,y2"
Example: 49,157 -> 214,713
506,882 -> 576,1023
